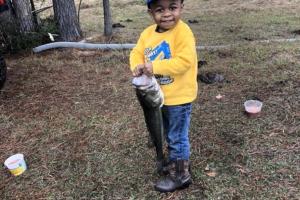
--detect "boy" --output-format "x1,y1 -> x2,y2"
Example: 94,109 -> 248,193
129,0 -> 198,193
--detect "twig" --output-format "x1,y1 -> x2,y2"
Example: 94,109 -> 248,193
32,5 -> 53,14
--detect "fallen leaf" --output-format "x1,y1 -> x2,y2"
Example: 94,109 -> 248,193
216,94 -> 224,99
206,171 -> 217,177
204,165 -> 210,171
269,132 -> 278,137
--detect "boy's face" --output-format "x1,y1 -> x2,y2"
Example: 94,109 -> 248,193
148,0 -> 183,32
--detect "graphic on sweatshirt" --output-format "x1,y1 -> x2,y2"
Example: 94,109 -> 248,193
145,41 -> 174,85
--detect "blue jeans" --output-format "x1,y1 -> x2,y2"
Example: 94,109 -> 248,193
162,103 -> 192,161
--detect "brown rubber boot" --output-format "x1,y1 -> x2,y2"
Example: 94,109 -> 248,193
154,160 -> 192,193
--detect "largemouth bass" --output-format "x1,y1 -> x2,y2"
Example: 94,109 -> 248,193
132,75 -> 165,174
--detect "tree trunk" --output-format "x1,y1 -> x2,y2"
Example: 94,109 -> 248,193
12,0 -> 36,32
53,0 -> 82,41
0,1 -> 19,51
0,1 -> 16,29
103,0 -> 112,36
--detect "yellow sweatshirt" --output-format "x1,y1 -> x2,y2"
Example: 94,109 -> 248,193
130,20 -> 198,105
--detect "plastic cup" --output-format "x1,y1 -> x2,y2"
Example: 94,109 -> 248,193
244,100 -> 263,117
4,154 -> 27,176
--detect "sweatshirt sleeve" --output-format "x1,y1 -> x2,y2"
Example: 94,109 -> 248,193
129,34 -> 145,72
152,32 -> 196,75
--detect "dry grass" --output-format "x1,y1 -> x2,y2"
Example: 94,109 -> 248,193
1,0 -> 300,199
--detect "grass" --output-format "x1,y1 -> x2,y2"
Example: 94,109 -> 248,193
1,0 -> 300,199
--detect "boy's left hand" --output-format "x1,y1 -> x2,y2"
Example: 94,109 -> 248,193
143,62 -> 153,76
132,64 -> 144,77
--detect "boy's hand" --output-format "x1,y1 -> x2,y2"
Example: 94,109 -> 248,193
143,62 -> 153,77
132,64 -> 144,77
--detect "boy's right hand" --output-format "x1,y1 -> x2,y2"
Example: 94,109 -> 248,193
132,64 -> 144,77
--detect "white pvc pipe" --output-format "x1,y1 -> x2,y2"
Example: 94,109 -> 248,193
32,38 -> 300,53
32,42 -> 136,53
32,42 -> 233,53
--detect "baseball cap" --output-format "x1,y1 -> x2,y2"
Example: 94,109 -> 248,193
146,0 -> 155,6
146,0 -> 184,7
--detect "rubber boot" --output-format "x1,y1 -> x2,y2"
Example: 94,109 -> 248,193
156,158 -> 169,175
154,160 -> 192,193
157,159 -> 192,176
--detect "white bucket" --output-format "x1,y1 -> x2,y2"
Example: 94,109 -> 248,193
4,154 -> 27,176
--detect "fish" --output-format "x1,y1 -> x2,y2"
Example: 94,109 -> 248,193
132,75 -> 165,174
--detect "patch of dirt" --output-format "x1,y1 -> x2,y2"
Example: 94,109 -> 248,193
190,0 -> 300,13
80,3 -> 94,10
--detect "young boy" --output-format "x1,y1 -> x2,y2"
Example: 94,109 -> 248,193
129,0 -> 198,193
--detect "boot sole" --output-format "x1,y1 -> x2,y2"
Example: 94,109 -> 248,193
177,179 -> 192,190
